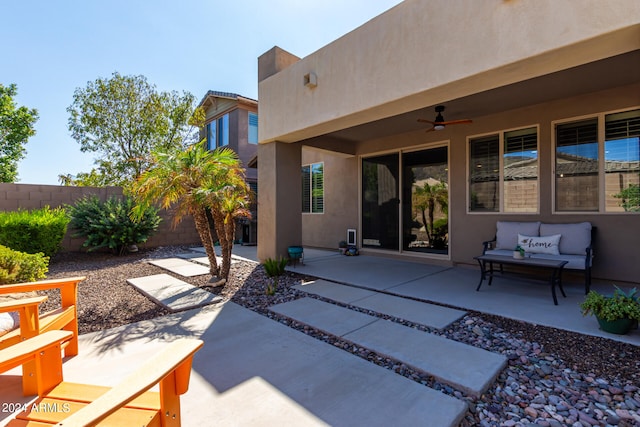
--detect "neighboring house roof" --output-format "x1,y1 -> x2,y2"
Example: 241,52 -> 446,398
473,153 -> 639,182
197,90 -> 258,109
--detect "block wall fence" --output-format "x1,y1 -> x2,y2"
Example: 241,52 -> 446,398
0,183 -> 200,252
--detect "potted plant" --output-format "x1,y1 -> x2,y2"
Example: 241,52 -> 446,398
338,240 -> 348,255
513,245 -> 525,259
580,286 -> 640,335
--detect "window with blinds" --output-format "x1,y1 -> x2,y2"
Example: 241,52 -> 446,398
555,119 -> 599,211
469,135 -> 500,212
248,112 -> 258,144
605,109 -> 640,212
468,127 -> 538,213
504,127 -> 538,212
302,163 -> 324,213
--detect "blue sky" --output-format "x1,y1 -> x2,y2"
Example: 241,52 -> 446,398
2,0 -> 403,185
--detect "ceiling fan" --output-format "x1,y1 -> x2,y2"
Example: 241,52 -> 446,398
418,105 -> 472,132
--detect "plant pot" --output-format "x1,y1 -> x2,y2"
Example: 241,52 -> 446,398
596,316 -> 634,335
513,251 -> 524,259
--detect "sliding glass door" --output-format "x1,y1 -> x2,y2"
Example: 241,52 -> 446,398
362,154 -> 399,250
362,146 -> 449,255
402,147 -> 449,255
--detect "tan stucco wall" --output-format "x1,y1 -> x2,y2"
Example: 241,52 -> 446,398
258,0 -> 639,144
301,149 -> 358,249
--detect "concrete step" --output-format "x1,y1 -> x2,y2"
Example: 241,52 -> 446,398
294,279 -> 466,330
270,297 -> 506,396
148,257 -> 210,277
127,274 -> 222,312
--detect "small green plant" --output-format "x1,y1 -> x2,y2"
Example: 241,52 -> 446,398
67,195 -> 161,255
0,245 -> 49,284
262,257 -> 288,295
580,286 -> 640,322
0,206 -> 69,257
514,245 -> 525,257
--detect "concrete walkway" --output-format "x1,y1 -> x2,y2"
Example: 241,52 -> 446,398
127,274 -> 222,312
293,279 -> 466,330
270,297 -> 506,396
0,302 -> 467,427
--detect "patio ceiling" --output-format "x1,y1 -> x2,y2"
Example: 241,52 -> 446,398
303,50 -> 639,145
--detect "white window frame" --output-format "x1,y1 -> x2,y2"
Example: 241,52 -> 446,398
552,107 -> 640,214
302,162 -> 324,214
467,125 -> 540,214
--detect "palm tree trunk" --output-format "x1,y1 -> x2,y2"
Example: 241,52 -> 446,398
192,208 -> 219,276
221,214 -> 236,281
212,210 -> 231,283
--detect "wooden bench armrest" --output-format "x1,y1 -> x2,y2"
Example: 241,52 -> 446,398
55,339 -> 203,427
0,296 -> 48,313
0,330 -> 72,372
0,276 -> 85,295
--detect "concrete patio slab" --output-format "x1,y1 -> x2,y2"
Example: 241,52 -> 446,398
270,297 -> 506,396
148,257 -> 210,277
295,280 -> 467,330
286,255 -> 450,291
127,274 -> 222,312
294,280 -> 377,303
1,302 -> 468,427
176,253 -> 238,266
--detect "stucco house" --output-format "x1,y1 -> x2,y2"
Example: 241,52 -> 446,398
256,0 -> 640,283
198,91 -> 258,244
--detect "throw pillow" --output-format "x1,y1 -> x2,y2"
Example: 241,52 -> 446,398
0,312 -> 17,337
518,233 -> 561,255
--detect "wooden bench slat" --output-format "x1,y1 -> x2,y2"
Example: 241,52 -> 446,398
46,382 -> 161,411
15,397 -> 161,427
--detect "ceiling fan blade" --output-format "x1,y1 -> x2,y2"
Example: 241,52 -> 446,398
417,119 -> 435,124
442,119 -> 473,125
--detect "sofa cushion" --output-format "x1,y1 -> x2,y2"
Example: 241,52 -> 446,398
540,222 -> 591,255
495,221 -> 541,250
518,234 -> 561,255
529,253 -> 589,270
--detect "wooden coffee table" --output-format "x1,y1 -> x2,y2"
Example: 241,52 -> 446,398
474,254 -> 568,305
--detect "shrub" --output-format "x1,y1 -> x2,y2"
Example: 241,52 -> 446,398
0,245 -> 49,284
0,206 -> 69,257
262,257 -> 288,295
67,195 -> 161,255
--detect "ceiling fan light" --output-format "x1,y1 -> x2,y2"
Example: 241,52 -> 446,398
434,124 -> 445,131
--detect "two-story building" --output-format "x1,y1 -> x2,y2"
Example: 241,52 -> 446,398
198,91 -> 258,245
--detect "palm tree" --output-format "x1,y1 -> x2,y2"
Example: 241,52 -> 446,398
131,142 -> 251,284
413,181 -> 448,245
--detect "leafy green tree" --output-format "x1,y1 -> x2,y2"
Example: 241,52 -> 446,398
0,84 -> 39,182
132,142 -> 251,284
613,183 -> 640,212
64,72 -> 204,190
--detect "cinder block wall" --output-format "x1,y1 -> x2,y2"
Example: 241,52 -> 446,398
0,183 -> 200,252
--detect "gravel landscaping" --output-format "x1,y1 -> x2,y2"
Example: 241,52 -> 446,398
44,246 -> 640,427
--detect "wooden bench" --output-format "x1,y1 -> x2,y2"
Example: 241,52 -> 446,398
0,276 -> 85,357
0,330 -> 203,426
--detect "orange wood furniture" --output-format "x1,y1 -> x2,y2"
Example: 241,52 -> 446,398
0,330 -> 203,427
0,276 -> 85,357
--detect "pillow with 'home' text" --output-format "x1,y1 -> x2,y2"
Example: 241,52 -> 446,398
517,234 -> 561,255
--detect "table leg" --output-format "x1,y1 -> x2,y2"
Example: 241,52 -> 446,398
476,259 -> 486,291
550,267 -> 566,305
